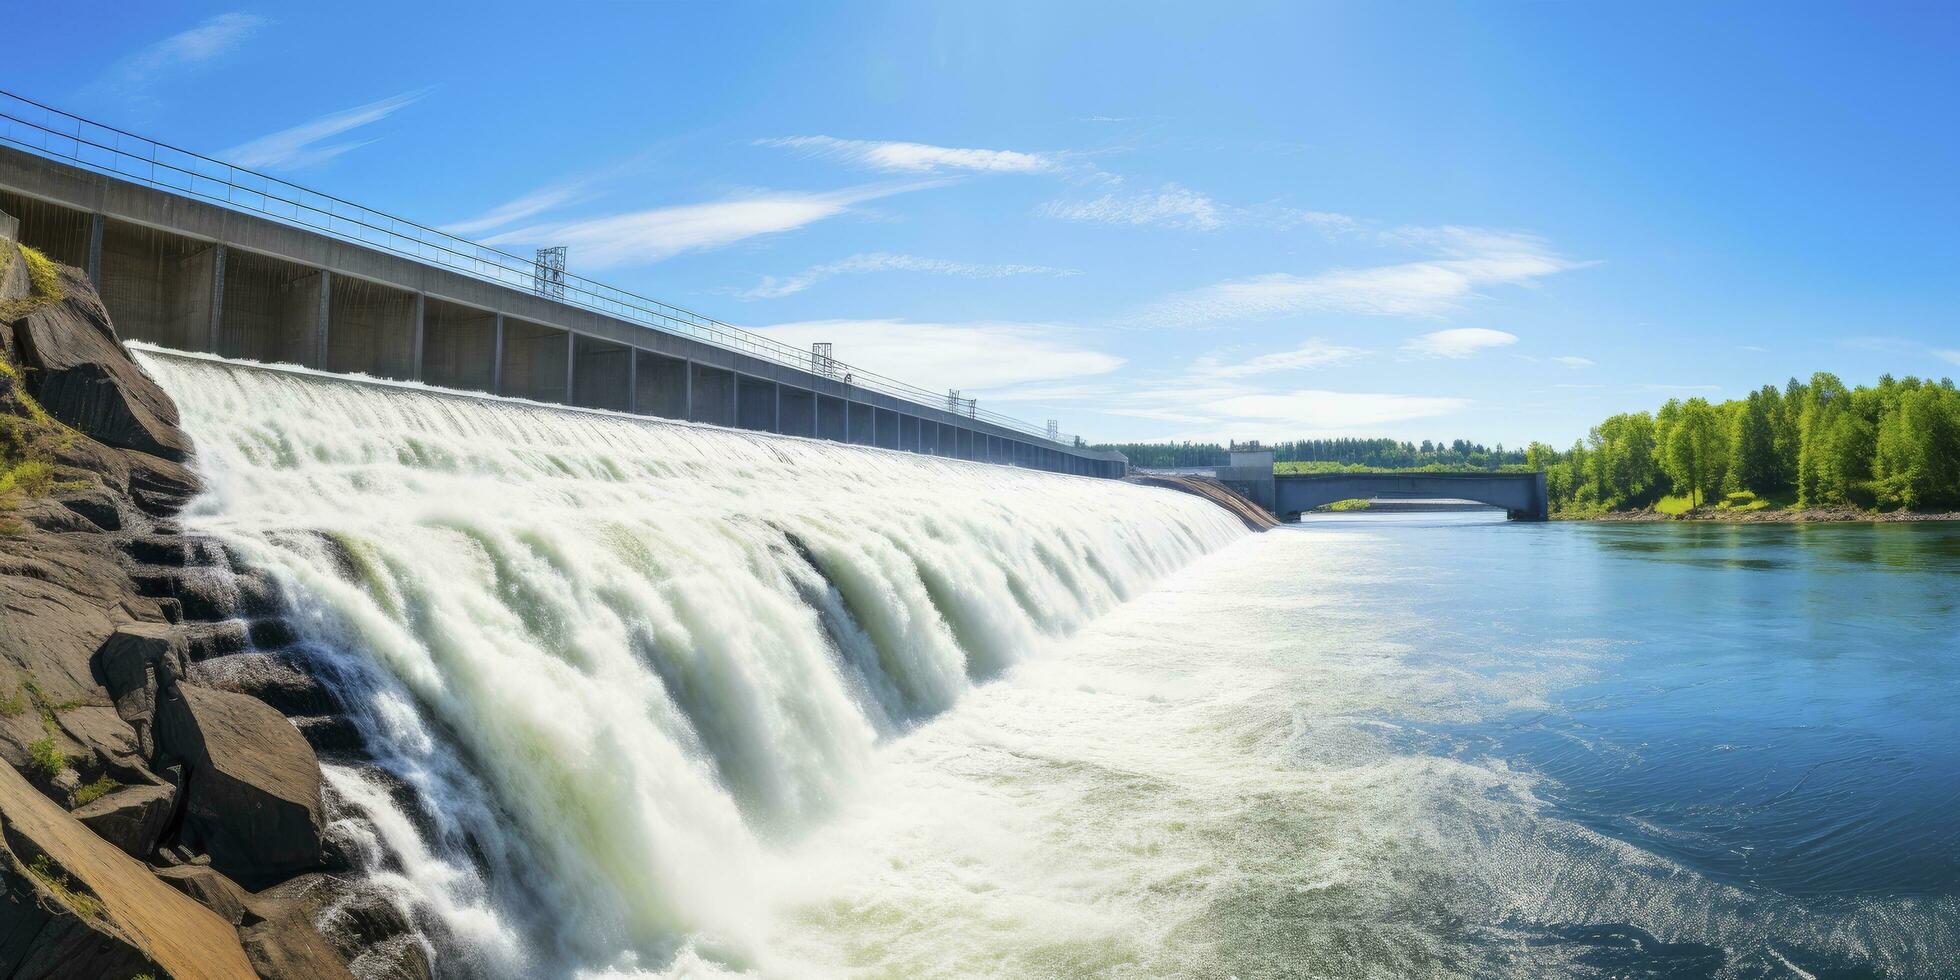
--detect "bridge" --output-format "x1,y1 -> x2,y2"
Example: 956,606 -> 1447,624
1209,451 -> 1550,521
0,91 -> 1126,478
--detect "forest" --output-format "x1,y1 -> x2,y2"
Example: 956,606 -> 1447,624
1101,372 -> 1960,516
1529,373 -> 1960,515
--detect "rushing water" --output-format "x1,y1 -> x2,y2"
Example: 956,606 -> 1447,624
138,350 -> 1960,978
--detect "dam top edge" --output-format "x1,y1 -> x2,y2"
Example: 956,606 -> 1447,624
129,344 -> 1122,480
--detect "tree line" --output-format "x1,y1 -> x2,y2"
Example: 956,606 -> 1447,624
1096,437 -> 1529,471
1528,373 -> 1960,514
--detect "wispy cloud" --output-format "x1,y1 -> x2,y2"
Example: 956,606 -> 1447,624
754,319 -> 1123,392
1550,355 -> 1595,368
1190,339 -> 1368,378
989,375 -> 1467,442
483,182 -> 938,269
441,182 -> 588,237
759,136 -> 1058,174
1404,328 -> 1519,358
88,12 -> 266,94
223,90 -> 425,170
1136,227 -> 1579,327
1038,182 -> 1358,235
1037,183 -> 1228,230
1933,349 -> 1960,367
733,252 -> 1077,300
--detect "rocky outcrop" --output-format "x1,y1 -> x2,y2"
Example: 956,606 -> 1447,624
0,758 -> 258,979
9,263 -> 191,462
1,242 -> 378,977
156,684 -> 324,889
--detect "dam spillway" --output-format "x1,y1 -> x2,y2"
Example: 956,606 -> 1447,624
132,348 -> 1246,975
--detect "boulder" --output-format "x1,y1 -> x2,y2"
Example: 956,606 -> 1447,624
156,683 -> 325,889
154,863 -> 253,926
7,262 -> 192,461
72,781 -> 176,858
91,622 -> 187,755
0,756 -> 256,978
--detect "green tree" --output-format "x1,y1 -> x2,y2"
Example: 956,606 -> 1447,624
1663,398 -> 1726,507
1726,389 -> 1777,494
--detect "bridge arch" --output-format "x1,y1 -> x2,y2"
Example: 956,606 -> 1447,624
1273,472 -> 1549,522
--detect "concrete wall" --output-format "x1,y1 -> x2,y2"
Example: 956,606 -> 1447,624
501,317 -> 569,403
219,248 -> 321,366
690,363 -> 736,427
634,350 -> 688,420
572,335 -> 632,412
421,298 -> 497,393
0,146 -> 1129,478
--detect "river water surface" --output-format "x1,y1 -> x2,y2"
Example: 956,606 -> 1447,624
739,513 -> 1960,979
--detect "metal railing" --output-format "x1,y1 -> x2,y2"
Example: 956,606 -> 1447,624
0,89 -> 1091,448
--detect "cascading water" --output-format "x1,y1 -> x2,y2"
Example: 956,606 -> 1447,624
132,347 -> 1247,977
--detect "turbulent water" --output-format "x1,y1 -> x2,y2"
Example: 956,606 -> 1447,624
134,349 -> 1246,977
139,349 -> 1960,979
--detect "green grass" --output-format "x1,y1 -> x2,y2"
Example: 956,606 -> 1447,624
26,853 -> 102,922
0,252 -> 81,535
0,684 -> 25,717
1655,494 -> 1696,515
1318,498 -> 1373,511
72,776 -> 117,808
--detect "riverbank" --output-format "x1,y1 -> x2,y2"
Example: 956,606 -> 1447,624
1563,506 -> 1960,524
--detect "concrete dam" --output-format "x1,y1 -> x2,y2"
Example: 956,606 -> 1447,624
0,91 -> 1124,479
0,92 -> 1259,976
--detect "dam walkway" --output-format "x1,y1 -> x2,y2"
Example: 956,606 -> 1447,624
0,91 -> 1125,478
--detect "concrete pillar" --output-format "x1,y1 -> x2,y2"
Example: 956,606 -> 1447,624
411,293 -> 426,381
206,244 -> 226,352
315,269 -> 331,367
85,213 -> 103,286
684,359 -> 694,415
627,348 -> 638,414
732,371 -> 741,425
564,331 -> 576,404
492,313 -> 504,395
773,385 -> 781,433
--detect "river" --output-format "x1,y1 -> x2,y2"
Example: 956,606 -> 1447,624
730,512 -> 1960,978
138,351 -> 1960,978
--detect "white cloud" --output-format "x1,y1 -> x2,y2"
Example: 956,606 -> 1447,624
1190,339 -> 1368,378
91,12 -> 266,92
989,374 -> 1467,442
1551,355 -> 1595,368
1935,349 -> 1960,366
753,319 -> 1122,392
441,182 -> 587,237
1138,227 -> 1578,326
1404,328 -> 1519,358
1037,183 -> 1360,236
759,136 -> 1058,174
223,90 -> 425,170
1037,183 -> 1228,231
482,182 -> 936,268
734,252 -> 1076,300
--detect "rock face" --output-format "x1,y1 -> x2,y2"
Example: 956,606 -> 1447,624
157,684 -> 325,888
0,759 -> 258,979
9,263 -> 192,462
1,243 -> 376,977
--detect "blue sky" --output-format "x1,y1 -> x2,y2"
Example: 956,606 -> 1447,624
13,3 -> 1958,447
